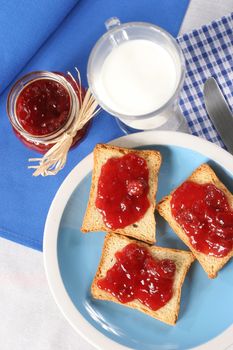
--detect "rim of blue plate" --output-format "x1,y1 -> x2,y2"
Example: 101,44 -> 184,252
43,131 -> 233,350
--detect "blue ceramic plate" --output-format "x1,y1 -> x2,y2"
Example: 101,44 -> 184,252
44,131 -> 233,350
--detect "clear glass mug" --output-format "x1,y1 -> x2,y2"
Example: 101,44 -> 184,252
87,17 -> 187,133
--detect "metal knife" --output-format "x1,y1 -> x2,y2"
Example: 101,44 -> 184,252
203,77 -> 233,154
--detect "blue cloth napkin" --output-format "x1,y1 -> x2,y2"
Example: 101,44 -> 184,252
0,0 -> 189,251
0,0 -> 78,94
177,12 -> 233,148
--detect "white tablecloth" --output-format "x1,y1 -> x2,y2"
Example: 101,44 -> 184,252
1,1 -> 233,349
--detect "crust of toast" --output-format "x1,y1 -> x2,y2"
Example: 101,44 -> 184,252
81,144 -> 162,244
157,163 -> 233,278
91,233 -> 194,325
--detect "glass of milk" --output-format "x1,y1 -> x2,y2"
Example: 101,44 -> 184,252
87,17 -> 186,132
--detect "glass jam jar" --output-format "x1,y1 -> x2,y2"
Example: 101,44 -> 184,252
7,71 -> 89,153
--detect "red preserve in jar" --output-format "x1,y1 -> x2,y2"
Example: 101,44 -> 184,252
7,71 -> 89,153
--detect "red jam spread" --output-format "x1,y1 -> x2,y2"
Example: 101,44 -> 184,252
171,181 -> 233,257
95,153 -> 150,229
16,79 -> 71,136
97,243 -> 176,310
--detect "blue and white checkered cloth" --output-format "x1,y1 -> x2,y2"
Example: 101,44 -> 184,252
177,12 -> 233,148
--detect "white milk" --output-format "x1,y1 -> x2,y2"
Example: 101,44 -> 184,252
95,39 -> 179,129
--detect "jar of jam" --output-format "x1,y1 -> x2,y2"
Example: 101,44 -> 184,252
7,71 -> 89,153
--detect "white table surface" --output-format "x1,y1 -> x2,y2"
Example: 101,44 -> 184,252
1,1 -> 233,349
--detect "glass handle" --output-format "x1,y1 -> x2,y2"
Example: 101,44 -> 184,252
104,17 -> 128,46
105,17 -> 121,31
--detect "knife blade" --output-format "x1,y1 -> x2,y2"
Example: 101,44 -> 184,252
203,77 -> 233,154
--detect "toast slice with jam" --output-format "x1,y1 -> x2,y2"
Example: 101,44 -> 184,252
157,164 -> 233,278
91,233 -> 194,325
81,144 -> 162,244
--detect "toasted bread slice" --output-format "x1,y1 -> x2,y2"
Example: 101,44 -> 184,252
91,233 -> 194,325
157,163 -> 233,278
81,144 -> 162,244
